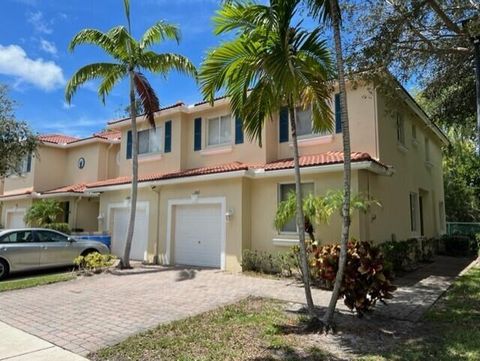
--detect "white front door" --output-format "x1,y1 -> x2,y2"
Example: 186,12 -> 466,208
111,207 -> 148,261
174,204 -> 222,268
6,210 -> 26,229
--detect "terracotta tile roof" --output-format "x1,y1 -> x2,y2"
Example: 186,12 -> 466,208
86,152 -> 385,190
43,183 -> 87,194
93,130 -> 122,141
38,134 -> 80,144
107,102 -> 185,125
0,188 -> 34,199
263,151 -> 377,171
87,161 -> 249,189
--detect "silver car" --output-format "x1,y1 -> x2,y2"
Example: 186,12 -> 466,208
0,228 -> 110,280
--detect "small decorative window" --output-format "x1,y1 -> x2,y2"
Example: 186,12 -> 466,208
396,112 -> 405,146
78,157 -> 86,169
278,183 -> 314,233
207,115 -> 231,146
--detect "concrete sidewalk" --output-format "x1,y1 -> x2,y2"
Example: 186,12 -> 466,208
0,321 -> 86,361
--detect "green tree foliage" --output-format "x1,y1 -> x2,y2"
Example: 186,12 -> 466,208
0,84 -> 37,177
24,199 -> 63,226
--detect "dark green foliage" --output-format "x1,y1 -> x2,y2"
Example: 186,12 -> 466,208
241,249 -> 296,276
379,239 -> 421,273
441,235 -> 475,257
44,223 -> 71,234
308,241 -> 396,316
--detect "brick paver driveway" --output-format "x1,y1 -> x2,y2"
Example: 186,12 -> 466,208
0,268 -> 332,356
0,256 -> 473,357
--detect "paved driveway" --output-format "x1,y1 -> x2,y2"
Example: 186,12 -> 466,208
0,268 -> 332,356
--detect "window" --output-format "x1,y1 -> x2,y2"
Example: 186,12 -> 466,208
8,154 -> 32,176
36,230 -> 68,243
410,192 -> 418,232
439,201 -> 445,231
396,112 -> 405,145
425,137 -> 431,162
0,231 -> 33,244
138,128 -> 162,155
296,106 -> 313,136
278,183 -> 314,233
208,115 -> 231,146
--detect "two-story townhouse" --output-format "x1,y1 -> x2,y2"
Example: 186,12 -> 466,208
0,131 -> 121,231
82,76 -> 448,272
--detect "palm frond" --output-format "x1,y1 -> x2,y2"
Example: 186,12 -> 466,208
138,52 -> 197,78
65,63 -> 125,104
140,22 -> 181,49
133,72 -> 160,127
123,0 -> 131,32
98,65 -> 128,104
304,0 -> 340,25
68,29 -> 127,60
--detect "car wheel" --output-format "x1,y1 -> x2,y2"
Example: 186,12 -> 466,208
0,259 -> 9,281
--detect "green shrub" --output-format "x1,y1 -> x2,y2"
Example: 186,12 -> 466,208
241,250 -> 296,276
474,234 -> 480,256
74,252 -> 116,274
379,239 -> 421,273
308,241 -> 396,316
442,235 -> 472,257
44,223 -> 71,234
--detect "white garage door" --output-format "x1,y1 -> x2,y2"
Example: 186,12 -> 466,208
174,204 -> 222,268
111,207 -> 148,261
6,210 -> 26,229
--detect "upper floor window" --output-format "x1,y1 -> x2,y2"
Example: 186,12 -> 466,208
296,106 -> 314,137
278,182 -> 314,233
138,128 -> 162,155
8,154 -> 32,176
425,137 -> 431,162
208,115 -> 231,147
396,112 -> 405,146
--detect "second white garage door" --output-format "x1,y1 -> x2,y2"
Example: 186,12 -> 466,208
111,207 -> 148,261
6,210 -> 26,229
174,204 -> 222,268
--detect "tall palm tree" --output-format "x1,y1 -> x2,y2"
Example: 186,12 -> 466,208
305,0 -> 352,327
65,0 -> 196,268
199,0 -> 334,318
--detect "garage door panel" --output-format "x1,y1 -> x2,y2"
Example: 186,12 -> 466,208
174,204 -> 222,268
6,211 -> 26,229
111,207 -> 148,261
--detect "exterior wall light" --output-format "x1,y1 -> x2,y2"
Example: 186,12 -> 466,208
225,208 -> 234,223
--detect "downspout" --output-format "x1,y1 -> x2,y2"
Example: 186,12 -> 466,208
151,185 -> 161,264
373,87 -> 380,159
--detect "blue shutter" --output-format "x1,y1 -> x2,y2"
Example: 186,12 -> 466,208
235,115 -> 244,144
194,117 -> 202,151
164,120 -> 172,153
26,153 -> 32,173
335,93 -> 342,133
279,107 -> 289,143
126,130 -> 133,159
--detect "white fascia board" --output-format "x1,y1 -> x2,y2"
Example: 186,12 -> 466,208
41,137 -> 119,149
107,106 -> 189,130
37,192 -> 100,199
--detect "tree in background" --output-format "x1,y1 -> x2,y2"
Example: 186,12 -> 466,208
65,0 -> 196,268
0,84 -> 37,177
200,0 -> 334,320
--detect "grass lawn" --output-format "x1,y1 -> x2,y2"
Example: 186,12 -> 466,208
90,265 -> 480,361
0,272 -> 76,292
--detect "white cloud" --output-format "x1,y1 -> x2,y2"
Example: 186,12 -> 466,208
39,39 -> 57,56
27,11 -> 52,34
0,44 -> 65,91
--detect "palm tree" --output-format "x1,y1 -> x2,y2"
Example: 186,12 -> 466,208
305,0 -> 352,327
65,0 -> 196,268
199,0 -> 334,319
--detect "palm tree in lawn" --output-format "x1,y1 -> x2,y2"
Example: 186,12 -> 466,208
200,0 -> 334,320
305,0 -> 352,327
65,0 -> 196,268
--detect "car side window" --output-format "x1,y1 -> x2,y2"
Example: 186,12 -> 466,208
0,231 -> 34,243
36,231 -> 68,243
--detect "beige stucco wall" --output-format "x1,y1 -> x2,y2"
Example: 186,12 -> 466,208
369,90 -> 446,241
0,199 -> 32,228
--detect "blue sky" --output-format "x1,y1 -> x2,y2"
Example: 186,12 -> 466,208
0,0 -> 230,137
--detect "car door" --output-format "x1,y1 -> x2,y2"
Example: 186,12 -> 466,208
0,230 -> 41,272
36,230 -> 76,267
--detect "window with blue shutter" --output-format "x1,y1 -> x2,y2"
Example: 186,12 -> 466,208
26,153 -> 32,172
194,117 -> 202,151
335,93 -> 342,133
235,115 -> 244,144
126,130 -> 133,159
164,120 -> 172,153
279,107 -> 289,143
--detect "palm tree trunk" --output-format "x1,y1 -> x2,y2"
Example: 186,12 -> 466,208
288,102 -> 316,317
121,69 -> 138,269
323,0 -> 351,326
